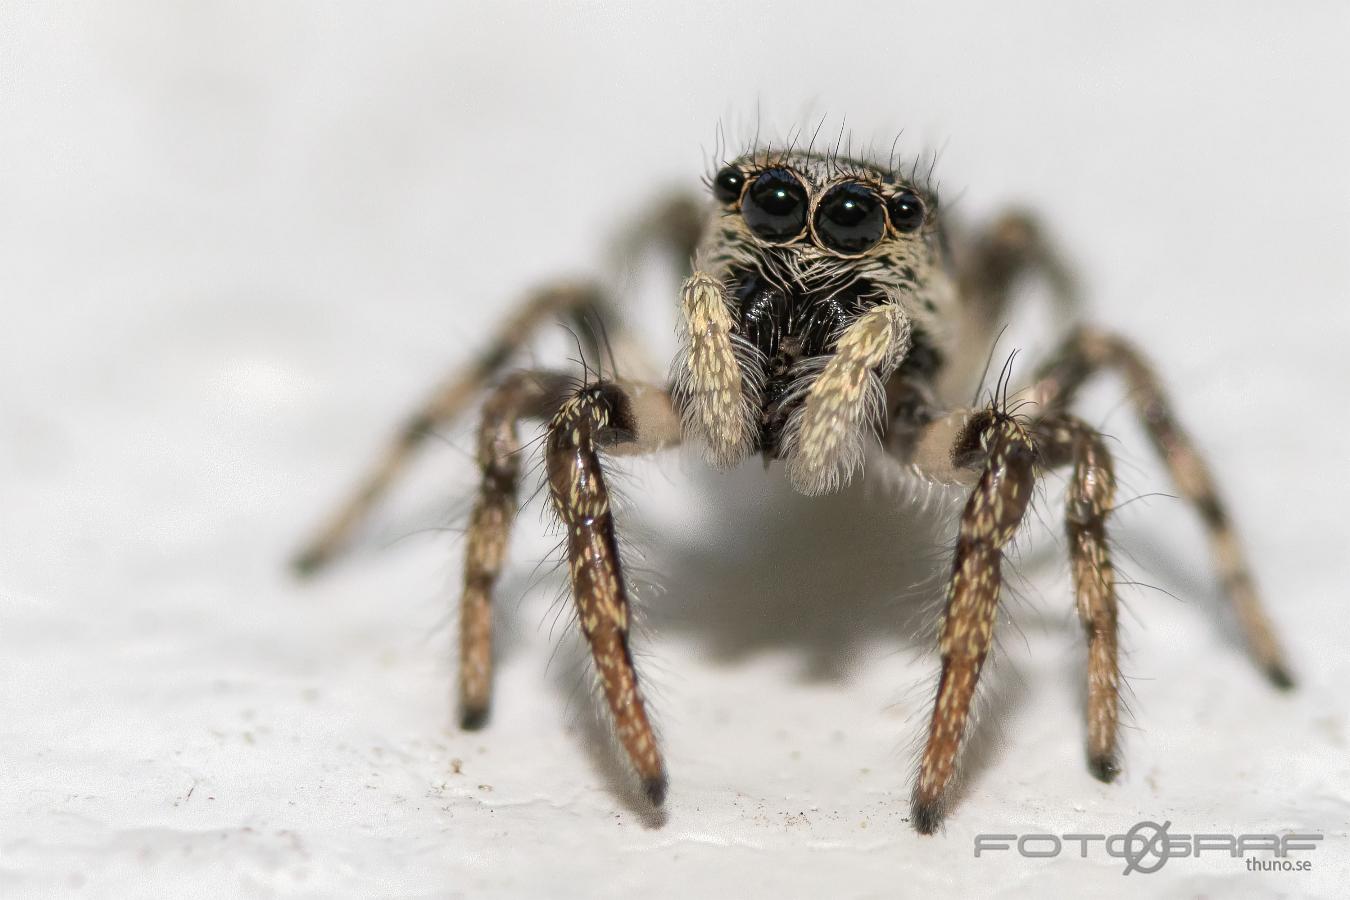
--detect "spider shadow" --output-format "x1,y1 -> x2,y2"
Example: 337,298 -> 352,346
567,456 -> 1062,818
636,461 -> 951,679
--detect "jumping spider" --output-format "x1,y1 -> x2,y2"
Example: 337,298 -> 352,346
293,144 -> 1292,833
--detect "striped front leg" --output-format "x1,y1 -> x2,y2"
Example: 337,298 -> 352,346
545,383 -> 680,804
912,408 -> 1038,834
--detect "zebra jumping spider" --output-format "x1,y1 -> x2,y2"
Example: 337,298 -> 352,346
293,143 -> 1292,834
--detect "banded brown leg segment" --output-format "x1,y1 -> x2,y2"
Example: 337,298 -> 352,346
911,408 -> 1038,834
545,382 -> 682,803
942,210 -> 1081,398
1037,414 -> 1122,781
292,282 -> 609,576
459,371 -> 575,728
1035,327 -> 1292,688
956,210 -> 1079,322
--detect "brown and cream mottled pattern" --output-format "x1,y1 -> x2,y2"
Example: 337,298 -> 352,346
782,304 -> 911,494
545,388 -> 666,801
671,271 -> 759,468
1035,326 -> 1291,688
295,143 -> 1294,836
1037,414 -> 1122,780
458,370 -> 572,727
912,410 -> 1037,834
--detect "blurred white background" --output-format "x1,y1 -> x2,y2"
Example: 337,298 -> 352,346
1,2 -> 1348,898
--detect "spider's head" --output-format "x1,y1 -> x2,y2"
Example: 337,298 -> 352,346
707,149 -> 938,263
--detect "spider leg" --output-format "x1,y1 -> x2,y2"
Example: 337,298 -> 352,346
955,209 -> 1079,324
458,370 -> 575,727
943,209 -> 1081,398
458,372 -> 680,738
1033,326 -> 1292,688
672,271 -> 761,468
291,282 -> 614,576
1035,414 -> 1122,781
294,190 -> 707,576
543,380 -> 682,803
782,304 -> 912,495
909,406 -> 1038,834
609,191 -> 705,276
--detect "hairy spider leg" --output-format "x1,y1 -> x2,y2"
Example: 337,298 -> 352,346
292,283 -> 613,575
910,407 -> 1038,834
1034,326 -> 1292,688
541,380 -> 683,800
1035,414 -> 1123,781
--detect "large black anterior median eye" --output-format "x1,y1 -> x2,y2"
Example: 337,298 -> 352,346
741,168 -> 809,241
813,182 -> 885,254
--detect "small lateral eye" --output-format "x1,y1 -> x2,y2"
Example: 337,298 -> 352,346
713,166 -> 745,204
887,190 -> 926,233
742,168 -> 809,242
813,182 -> 885,254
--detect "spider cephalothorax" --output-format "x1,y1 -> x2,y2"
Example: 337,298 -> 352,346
685,153 -> 946,474
294,139 -> 1293,834
673,150 -> 962,495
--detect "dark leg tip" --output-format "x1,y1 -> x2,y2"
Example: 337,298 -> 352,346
911,799 -> 943,835
1088,753 -> 1120,783
1265,664 -> 1296,691
642,774 -> 668,807
459,706 -> 490,731
290,548 -> 327,579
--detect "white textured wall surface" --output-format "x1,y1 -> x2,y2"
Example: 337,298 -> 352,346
2,3 -> 1348,898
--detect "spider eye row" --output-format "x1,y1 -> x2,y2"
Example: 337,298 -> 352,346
713,165 -> 925,253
